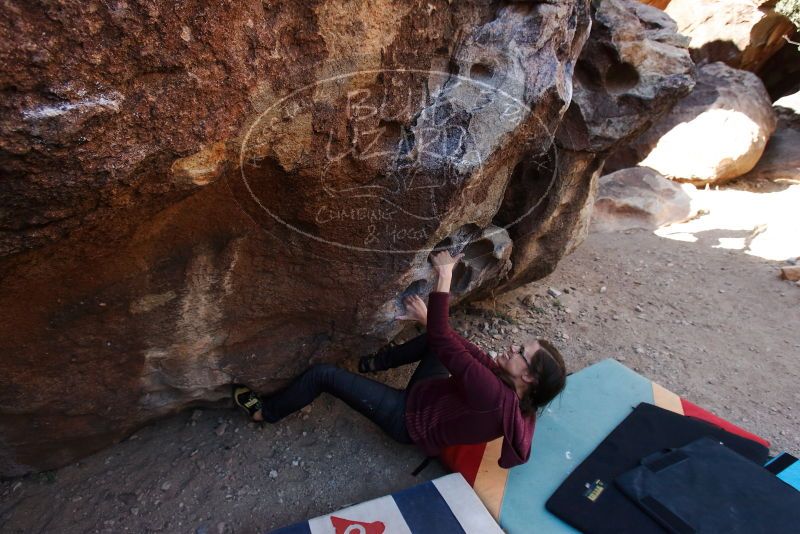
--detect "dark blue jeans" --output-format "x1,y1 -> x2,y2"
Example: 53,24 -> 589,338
260,333 -> 448,444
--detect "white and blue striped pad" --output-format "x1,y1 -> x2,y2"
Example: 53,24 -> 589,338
270,473 -> 503,534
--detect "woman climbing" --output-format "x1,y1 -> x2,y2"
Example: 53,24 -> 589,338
233,250 -> 567,468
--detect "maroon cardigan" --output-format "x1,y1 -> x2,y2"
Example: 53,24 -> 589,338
403,291 -> 536,468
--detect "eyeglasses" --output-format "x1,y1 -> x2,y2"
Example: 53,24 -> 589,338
511,344 -> 532,367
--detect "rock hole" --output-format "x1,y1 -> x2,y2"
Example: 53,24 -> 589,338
451,261 -> 470,294
462,237 -> 495,272
434,236 -> 453,251
641,19 -> 665,31
605,62 -> 639,93
574,59 -> 603,92
402,279 -> 428,298
493,145 -> 557,231
444,226 -> 502,295
432,223 -> 482,255
469,63 -> 494,85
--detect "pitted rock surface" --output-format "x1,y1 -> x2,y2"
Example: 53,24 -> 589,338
486,0 -> 695,294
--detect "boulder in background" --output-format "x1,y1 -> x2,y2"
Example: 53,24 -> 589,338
606,62 -> 777,185
735,91 -> 800,184
664,0 -> 795,73
591,166 -> 693,233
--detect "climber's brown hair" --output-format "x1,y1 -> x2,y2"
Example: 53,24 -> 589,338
518,338 -> 567,417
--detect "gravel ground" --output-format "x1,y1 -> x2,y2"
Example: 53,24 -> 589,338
1,228 -> 798,533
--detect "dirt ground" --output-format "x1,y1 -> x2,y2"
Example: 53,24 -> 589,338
1,225 -> 798,533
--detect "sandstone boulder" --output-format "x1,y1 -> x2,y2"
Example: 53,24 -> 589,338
0,0 -> 698,475
760,30 -> 800,100
590,167 -> 692,233
735,92 -> 800,184
663,0 -> 795,73
606,62 -> 777,185
1,0 -> 595,475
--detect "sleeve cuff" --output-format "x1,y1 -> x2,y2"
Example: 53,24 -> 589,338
427,291 -> 451,333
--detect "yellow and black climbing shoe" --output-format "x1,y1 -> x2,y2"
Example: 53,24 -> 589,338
232,384 -> 263,421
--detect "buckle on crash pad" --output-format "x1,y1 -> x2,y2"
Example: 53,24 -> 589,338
411,456 -> 434,476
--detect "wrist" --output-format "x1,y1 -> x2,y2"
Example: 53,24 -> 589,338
435,272 -> 452,293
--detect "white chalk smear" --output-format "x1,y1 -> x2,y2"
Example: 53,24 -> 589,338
23,92 -> 122,120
